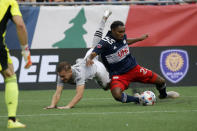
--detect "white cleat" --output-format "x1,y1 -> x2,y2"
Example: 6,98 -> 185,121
103,9 -> 112,20
167,91 -> 180,98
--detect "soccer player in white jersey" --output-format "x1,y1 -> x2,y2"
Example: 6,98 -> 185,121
44,10 -> 112,109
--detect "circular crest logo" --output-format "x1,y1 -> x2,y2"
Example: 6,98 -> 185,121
160,49 -> 189,83
165,52 -> 184,72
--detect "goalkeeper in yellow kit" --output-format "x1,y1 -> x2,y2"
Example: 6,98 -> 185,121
0,0 -> 32,128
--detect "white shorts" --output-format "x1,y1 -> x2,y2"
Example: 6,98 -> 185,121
84,48 -> 110,89
94,60 -> 110,88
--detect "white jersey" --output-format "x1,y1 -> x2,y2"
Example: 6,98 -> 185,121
57,50 -> 110,88
57,60 -> 95,86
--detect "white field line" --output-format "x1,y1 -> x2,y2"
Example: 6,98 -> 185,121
23,98 -> 113,102
15,96 -> 197,102
0,110 -> 197,118
1,96 -> 197,103
0,98 -> 113,103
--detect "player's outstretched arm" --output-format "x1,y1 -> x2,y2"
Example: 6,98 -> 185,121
12,15 -> 32,69
127,34 -> 148,45
44,86 -> 63,109
57,85 -> 85,109
86,52 -> 98,66
91,9 -> 112,48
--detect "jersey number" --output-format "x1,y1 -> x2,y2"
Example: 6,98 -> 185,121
102,37 -> 115,45
140,68 -> 148,75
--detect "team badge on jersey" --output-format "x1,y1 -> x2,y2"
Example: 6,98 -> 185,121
123,40 -> 126,44
97,44 -> 102,48
160,49 -> 189,83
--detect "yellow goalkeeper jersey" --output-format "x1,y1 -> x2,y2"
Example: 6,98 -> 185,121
0,0 -> 22,46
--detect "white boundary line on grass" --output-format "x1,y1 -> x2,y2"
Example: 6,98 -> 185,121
0,96 -> 196,103
0,109 -> 197,118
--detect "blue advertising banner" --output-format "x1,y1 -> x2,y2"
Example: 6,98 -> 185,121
5,6 -> 40,49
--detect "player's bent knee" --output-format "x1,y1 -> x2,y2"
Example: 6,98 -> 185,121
3,71 -> 15,78
2,65 -> 15,78
111,87 -> 122,101
113,95 -> 122,102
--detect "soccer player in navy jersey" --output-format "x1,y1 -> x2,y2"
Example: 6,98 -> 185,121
86,21 -> 179,104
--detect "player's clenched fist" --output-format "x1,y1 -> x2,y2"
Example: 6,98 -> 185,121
141,34 -> 148,40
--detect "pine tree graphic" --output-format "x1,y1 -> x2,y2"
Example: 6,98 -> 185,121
53,8 -> 87,48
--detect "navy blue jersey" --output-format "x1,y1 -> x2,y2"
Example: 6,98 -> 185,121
93,31 -> 137,77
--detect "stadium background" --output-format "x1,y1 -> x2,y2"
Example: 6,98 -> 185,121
1,4 -> 197,90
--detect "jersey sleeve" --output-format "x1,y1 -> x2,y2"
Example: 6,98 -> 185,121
10,0 -> 22,17
57,76 -> 64,87
75,78 -> 85,86
92,40 -> 107,55
75,71 -> 86,86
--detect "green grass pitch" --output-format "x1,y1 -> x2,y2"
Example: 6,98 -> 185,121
0,86 -> 197,131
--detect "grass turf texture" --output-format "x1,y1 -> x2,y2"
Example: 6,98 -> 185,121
0,86 -> 197,131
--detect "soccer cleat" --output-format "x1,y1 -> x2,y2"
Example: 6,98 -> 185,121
158,94 -> 167,99
103,9 -> 112,20
159,91 -> 180,99
7,120 -> 26,128
167,91 -> 180,98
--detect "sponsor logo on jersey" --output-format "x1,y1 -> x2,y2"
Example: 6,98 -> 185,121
118,47 -> 129,58
160,49 -> 189,83
106,45 -> 130,64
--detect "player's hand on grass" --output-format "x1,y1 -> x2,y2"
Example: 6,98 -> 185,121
57,106 -> 71,109
43,105 -> 57,109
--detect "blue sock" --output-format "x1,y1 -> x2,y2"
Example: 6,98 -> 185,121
121,92 -> 139,103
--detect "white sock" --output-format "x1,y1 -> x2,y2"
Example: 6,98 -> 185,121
92,19 -> 106,47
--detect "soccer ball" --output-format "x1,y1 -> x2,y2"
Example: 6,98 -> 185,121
141,91 -> 156,106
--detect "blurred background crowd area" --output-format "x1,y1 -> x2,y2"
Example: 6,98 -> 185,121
16,0 -> 196,4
